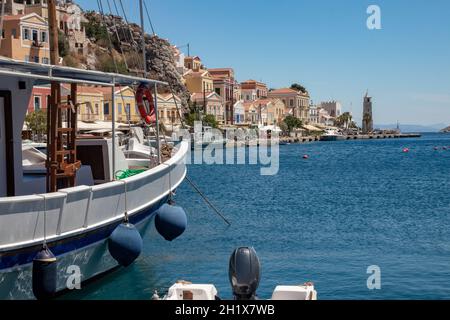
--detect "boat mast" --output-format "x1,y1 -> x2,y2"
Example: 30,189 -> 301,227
139,0 -> 161,163
48,0 -> 59,192
47,0 -> 79,192
139,0 -> 147,78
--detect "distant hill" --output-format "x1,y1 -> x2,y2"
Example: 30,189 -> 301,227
441,126 -> 450,133
375,123 -> 447,133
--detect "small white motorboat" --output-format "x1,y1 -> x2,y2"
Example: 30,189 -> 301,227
155,247 -> 318,301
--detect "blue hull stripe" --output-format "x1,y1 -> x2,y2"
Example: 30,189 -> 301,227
0,197 -> 168,270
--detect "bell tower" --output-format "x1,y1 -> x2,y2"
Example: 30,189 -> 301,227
362,91 -> 373,133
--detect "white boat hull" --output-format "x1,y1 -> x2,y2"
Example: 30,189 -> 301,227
0,141 -> 189,300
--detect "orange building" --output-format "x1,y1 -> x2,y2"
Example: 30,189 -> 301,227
0,13 -> 50,64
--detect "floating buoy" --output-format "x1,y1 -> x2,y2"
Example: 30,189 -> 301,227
155,203 -> 187,241
108,223 -> 143,267
403,148 -> 409,153
434,147 -> 439,150
32,246 -> 57,300
443,147 -> 448,150
303,155 -> 309,159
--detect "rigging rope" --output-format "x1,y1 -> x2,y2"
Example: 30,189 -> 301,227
143,0 -> 156,36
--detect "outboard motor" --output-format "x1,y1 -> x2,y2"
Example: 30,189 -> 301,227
228,247 -> 261,300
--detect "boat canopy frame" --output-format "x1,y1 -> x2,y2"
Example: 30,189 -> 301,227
0,57 -> 168,87
0,57 -> 165,187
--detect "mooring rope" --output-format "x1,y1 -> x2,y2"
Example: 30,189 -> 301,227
185,176 -> 231,226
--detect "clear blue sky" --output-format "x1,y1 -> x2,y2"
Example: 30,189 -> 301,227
78,0 -> 450,126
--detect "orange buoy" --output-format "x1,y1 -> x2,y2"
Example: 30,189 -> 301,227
403,148 -> 409,153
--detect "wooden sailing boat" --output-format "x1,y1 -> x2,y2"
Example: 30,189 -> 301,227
0,0 -> 188,299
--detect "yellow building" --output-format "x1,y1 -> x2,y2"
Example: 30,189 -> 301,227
99,86 -> 139,123
183,69 -> 214,95
61,85 -> 104,122
184,56 -> 203,72
0,13 -> 50,63
158,93 -> 183,128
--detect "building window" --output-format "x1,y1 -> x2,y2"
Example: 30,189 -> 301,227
23,27 -> 30,40
33,56 -> 39,63
1,30 -> 4,39
104,103 -> 109,115
125,103 -> 131,120
215,88 -> 221,96
11,29 -> 16,38
25,55 -> 30,62
40,31 -> 47,43
34,96 -> 41,110
95,104 -> 99,115
118,103 -> 123,114
42,57 -> 49,64
290,99 -> 294,107
32,29 -> 38,42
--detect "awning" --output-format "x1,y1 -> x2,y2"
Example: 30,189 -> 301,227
77,121 -> 128,131
302,124 -> 323,132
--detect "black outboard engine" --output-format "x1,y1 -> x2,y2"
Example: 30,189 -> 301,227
228,247 -> 261,300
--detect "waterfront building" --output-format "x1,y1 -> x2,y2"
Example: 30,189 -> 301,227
243,101 -> 259,125
62,85 -> 105,122
3,0 -> 88,54
172,46 -> 187,75
318,107 -> 334,126
184,56 -> 203,72
362,92 -> 374,133
0,13 -> 50,63
241,79 -> 268,102
183,69 -> 214,95
98,86 -> 138,123
191,91 -> 224,124
318,101 -> 342,118
308,103 -> 319,124
268,88 -> 310,122
27,85 -> 50,113
254,98 -> 285,126
157,93 -> 183,129
233,100 -> 245,124
209,68 -> 235,124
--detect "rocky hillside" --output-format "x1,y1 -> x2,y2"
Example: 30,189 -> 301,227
63,11 -> 189,111
441,126 -> 450,133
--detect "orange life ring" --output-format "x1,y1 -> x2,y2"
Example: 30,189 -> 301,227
135,84 -> 156,124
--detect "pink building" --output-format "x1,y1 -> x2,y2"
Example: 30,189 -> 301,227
28,86 -> 50,113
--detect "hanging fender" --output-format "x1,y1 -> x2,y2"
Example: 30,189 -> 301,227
135,84 -> 156,124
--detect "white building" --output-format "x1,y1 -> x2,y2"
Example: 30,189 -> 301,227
233,100 -> 245,124
318,101 -> 342,118
308,103 -> 319,124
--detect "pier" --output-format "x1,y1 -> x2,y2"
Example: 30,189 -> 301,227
279,133 -> 422,144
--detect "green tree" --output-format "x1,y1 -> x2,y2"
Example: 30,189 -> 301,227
290,83 -> 307,94
97,53 -> 128,74
334,112 -> 353,129
83,18 -> 109,43
283,115 -> 303,133
25,110 -> 47,142
202,114 -> 218,128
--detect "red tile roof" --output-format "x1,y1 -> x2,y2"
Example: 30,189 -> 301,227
269,88 -> 298,94
2,15 -> 25,21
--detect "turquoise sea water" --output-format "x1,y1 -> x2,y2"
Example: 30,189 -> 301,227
63,133 -> 450,300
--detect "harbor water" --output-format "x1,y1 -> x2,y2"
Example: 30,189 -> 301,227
62,133 -> 450,300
